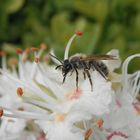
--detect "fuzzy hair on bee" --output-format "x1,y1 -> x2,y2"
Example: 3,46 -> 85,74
50,32 -> 116,91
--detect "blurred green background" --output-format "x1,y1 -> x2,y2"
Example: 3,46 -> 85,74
0,0 -> 140,71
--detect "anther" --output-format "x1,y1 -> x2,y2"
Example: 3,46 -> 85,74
55,113 -> 66,122
31,47 -> 39,52
0,51 -> 6,56
96,119 -> 104,128
17,107 -> 24,111
64,32 -> 83,60
0,107 -> 4,117
35,57 -> 40,63
16,48 -> 23,54
40,43 -> 47,50
25,48 -> 31,53
17,87 -> 24,96
75,31 -> 83,36
85,128 -> 93,140
8,58 -> 18,66
8,119 -> 15,122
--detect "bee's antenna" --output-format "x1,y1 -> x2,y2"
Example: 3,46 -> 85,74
49,53 -> 63,64
64,31 -> 83,60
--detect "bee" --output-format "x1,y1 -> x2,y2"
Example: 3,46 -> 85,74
50,32 -> 116,91
50,53 -> 115,91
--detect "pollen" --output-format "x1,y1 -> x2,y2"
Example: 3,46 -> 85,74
16,48 -> 23,54
0,107 -> 4,117
75,31 -> 83,36
55,113 -> 66,122
17,87 -> 24,96
84,128 -> 93,140
96,119 -> 104,128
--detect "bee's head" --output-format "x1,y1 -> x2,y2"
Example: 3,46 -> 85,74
62,59 -> 72,76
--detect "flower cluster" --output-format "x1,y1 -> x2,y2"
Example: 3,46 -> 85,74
0,32 -> 140,140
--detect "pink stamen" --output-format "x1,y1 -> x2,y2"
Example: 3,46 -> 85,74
66,88 -> 82,100
132,102 -> 140,112
43,55 -> 50,62
107,131 -> 128,140
116,99 -> 122,108
37,133 -> 46,140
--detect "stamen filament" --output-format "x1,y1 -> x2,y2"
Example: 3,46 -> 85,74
2,107 -> 50,120
22,97 -> 55,112
122,54 -> 140,95
64,32 -> 83,60
0,69 -> 57,104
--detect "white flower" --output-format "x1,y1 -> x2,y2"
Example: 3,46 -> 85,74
68,70 -> 113,116
105,49 -> 121,72
0,48 -> 47,140
0,33 -> 139,140
102,54 -> 140,140
0,33 -> 114,140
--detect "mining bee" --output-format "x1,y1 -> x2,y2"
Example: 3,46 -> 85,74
50,32 -> 116,91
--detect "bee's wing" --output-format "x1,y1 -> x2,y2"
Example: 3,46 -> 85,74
80,55 -> 117,61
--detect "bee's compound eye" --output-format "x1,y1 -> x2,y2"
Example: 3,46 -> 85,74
66,64 -> 72,69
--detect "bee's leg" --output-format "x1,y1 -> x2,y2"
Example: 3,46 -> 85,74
83,71 -> 86,80
92,62 -> 108,80
70,69 -> 74,76
62,73 -> 67,84
55,65 -> 63,70
81,61 -> 88,80
74,68 -> 79,90
85,69 -> 93,91
62,76 -> 66,83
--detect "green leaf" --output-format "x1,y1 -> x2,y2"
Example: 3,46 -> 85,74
3,0 -> 25,14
